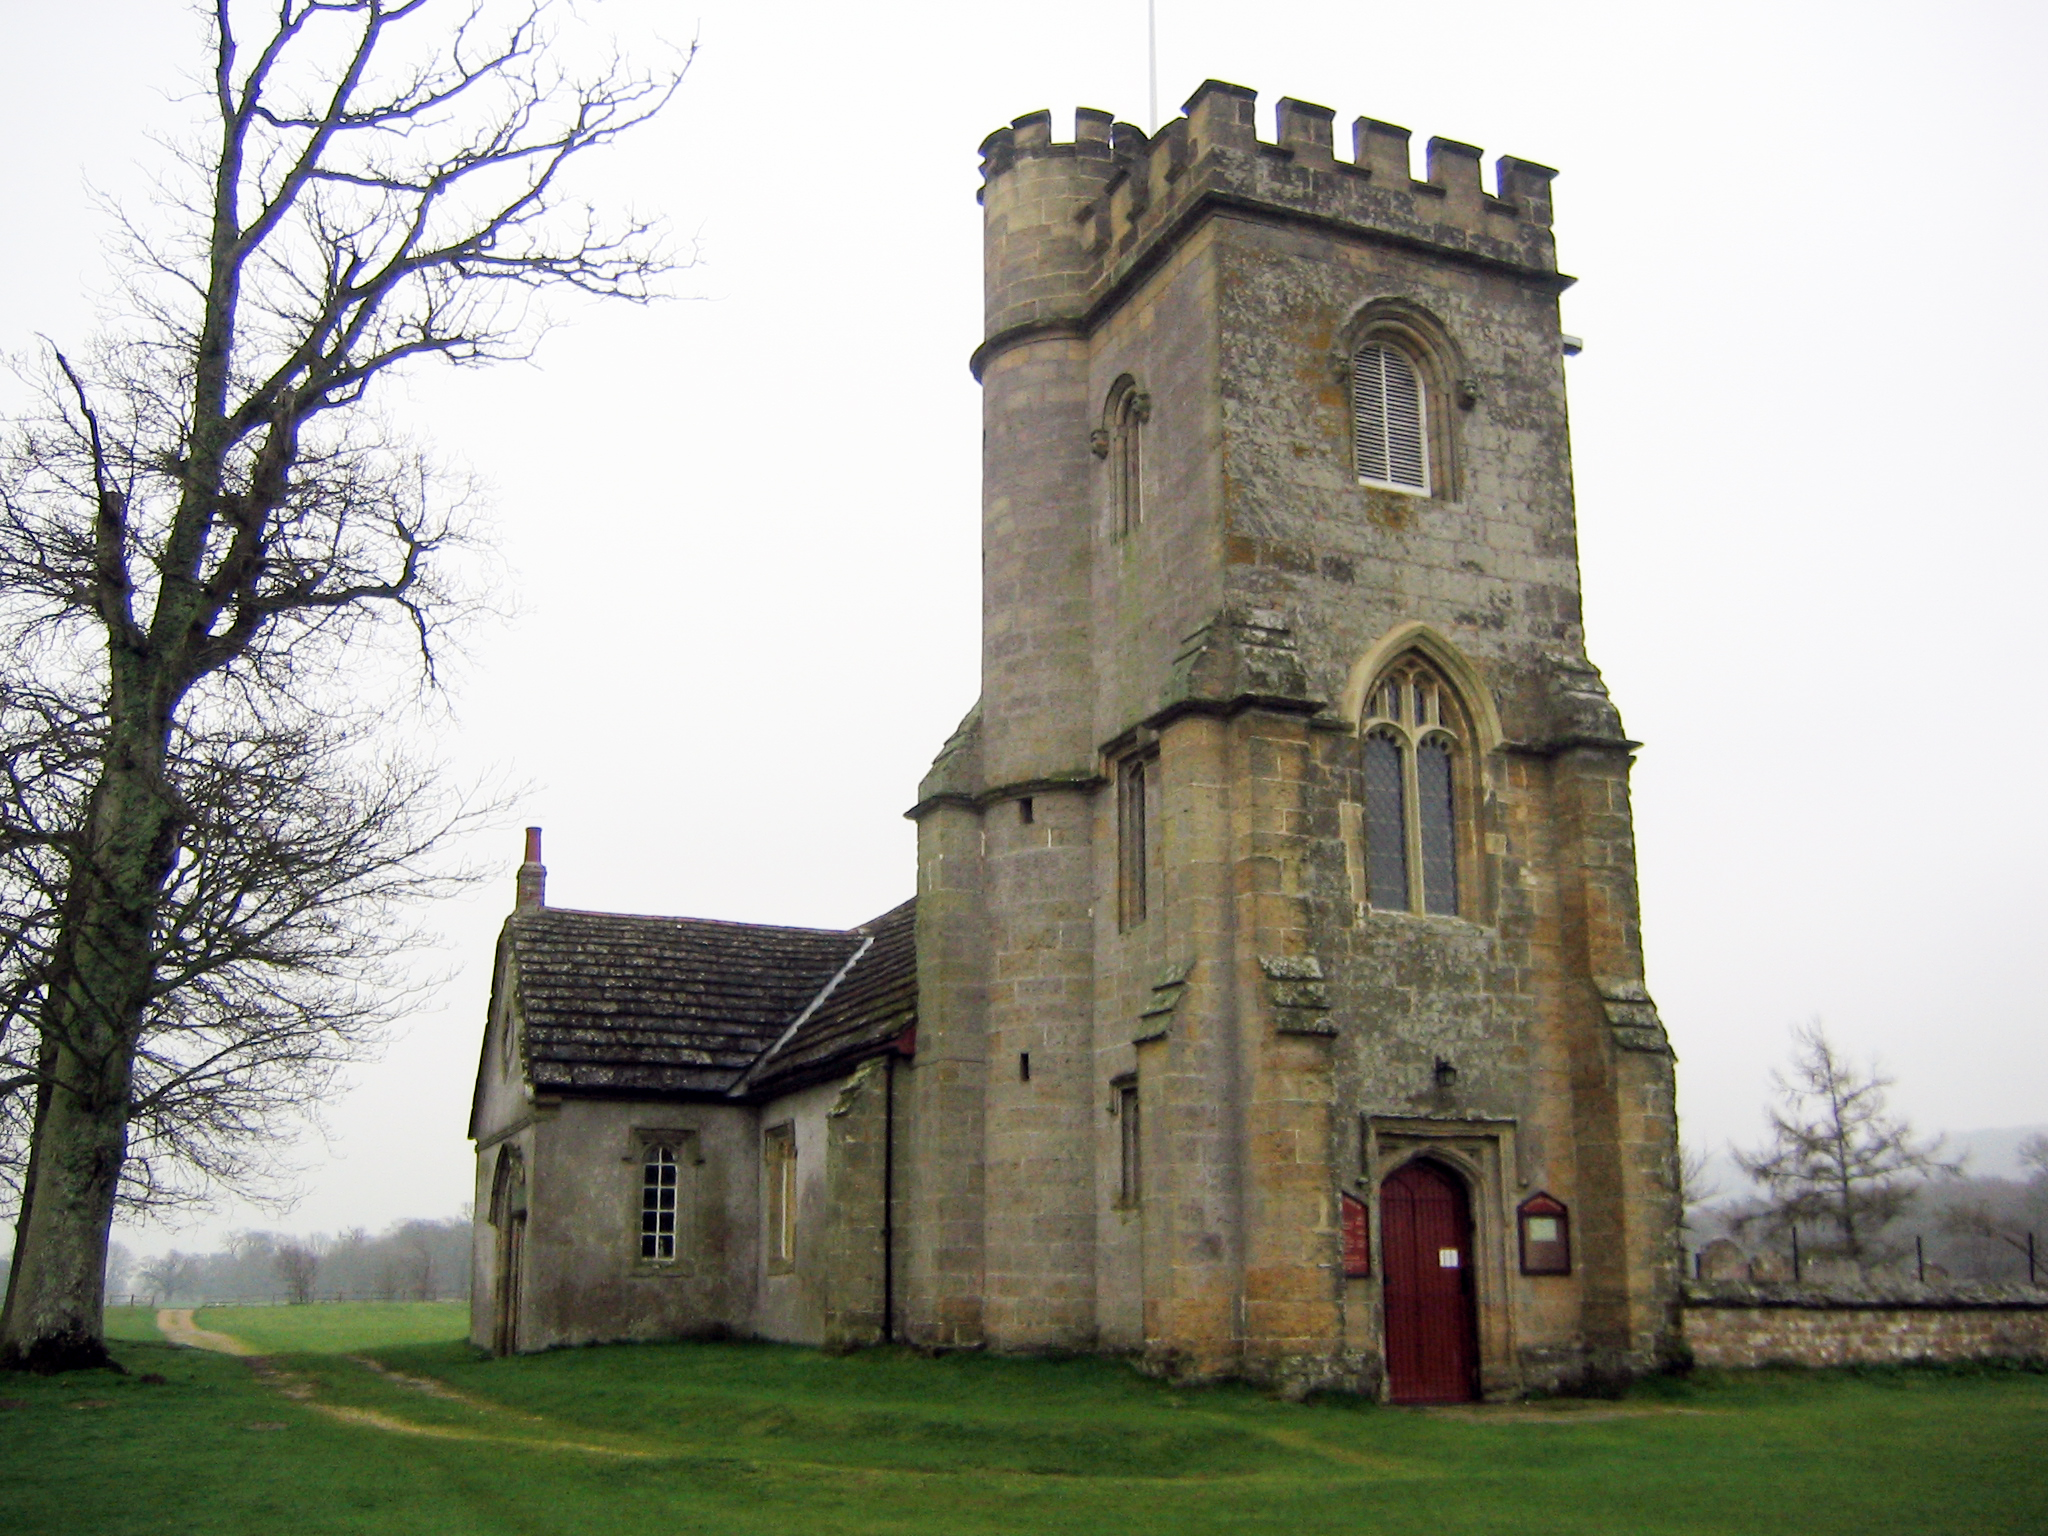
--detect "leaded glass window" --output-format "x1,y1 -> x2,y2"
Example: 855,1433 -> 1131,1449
1358,656 -> 1470,916
640,1144 -> 678,1261
1363,732 -> 1409,909
1417,738 -> 1458,916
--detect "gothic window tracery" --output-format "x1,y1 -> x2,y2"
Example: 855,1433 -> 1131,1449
1361,656 -> 1465,916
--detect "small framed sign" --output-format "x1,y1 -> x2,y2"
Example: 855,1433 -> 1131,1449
1518,1192 -> 1571,1275
1341,1193 -> 1371,1277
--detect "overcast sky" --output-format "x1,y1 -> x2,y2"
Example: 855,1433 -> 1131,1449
1,0 -> 2042,1255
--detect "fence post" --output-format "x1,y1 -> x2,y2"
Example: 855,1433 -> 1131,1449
1916,1234 -> 1925,1284
1791,1226 -> 1801,1283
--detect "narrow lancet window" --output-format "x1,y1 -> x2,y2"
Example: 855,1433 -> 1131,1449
1363,732 -> 1410,910
1119,755 -> 1152,929
1117,1082 -> 1141,1205
1104,377 -> 1151,535
640,1144 -> 678,1261
1417,738 -> 1459,916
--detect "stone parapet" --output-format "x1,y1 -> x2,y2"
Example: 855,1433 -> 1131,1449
974,80 -> 1562,370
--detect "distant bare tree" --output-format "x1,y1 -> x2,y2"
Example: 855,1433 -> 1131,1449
2022,1134 -> 2048,1182
136,1251 -> 195,1303
1678,1142 -> 1723,1233
0,0 -> 685,1371
395,1221 -> 437,1301
273,1240 -> 320,1305
1735,1022 -> 1958,1273
1939,1133 -> 2047,1283
102,1240 -> 136,1300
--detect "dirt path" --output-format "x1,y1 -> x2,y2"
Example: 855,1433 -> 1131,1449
154,1307 -> 257,1356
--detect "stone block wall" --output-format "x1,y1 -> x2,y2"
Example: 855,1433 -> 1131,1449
1683,1281 -> 2048,1368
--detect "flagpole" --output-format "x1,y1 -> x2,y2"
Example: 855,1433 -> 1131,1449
1147,0 -> 1158,131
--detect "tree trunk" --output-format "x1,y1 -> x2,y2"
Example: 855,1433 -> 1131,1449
3,731 -> 176,1372
0,1053 -> 55,1332
0,1038 -> 133,1371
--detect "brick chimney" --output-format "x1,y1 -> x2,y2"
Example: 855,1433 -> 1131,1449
515,826 -> 546,911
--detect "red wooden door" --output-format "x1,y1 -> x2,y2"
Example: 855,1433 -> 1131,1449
1380,1159 -> 1478,1404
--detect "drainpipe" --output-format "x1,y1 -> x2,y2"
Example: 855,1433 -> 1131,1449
883,1052 -> 896,1344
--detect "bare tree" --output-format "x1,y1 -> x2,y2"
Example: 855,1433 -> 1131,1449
273,1240 -> 320,1305
1940,1134 -> 2047,1284
0,692 -> 491,1221
136,1251 -> 195,1304
1678,1141 -> 1723,1233
2023,1134 -> 2048,1182
1734,1022 -> 1958,1273
0,0 -> 682,1370
396,1220 -> 437,1300
102,1240 -> 136,1301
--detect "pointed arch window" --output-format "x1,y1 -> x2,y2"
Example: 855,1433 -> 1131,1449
1352,342 -> 1429,495
1098,376 -> 1151,536
1361,657 -> 1465,915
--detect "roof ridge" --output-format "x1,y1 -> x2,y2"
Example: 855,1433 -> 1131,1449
515,905 -> 861,937
854,896 -> 917,932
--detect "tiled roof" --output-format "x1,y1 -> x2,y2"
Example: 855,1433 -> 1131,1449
504,900 -> 913,1099
746,899 -> 916,1096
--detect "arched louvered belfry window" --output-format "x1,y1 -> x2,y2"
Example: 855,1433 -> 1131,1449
1361,656 -> 1466,915
1352,342 -> 1429,494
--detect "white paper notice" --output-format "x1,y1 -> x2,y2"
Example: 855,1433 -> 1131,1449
1438,1248 -> 1460,1268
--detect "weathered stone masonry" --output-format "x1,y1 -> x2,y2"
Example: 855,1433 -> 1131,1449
1684,1282 -> 2048,1368
471,79 -> 1693,1400
906,80 -> 1683,1394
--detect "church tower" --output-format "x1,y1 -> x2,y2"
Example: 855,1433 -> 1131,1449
904,81 -> 1681,1398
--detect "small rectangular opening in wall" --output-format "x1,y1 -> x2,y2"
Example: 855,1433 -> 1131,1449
1019,1051 -> 1031,1082
764,1123 -> 797,1272
1119,755 -> 1153,930
1019,796 -> 1034,825
1116,1079 -> 1141,1204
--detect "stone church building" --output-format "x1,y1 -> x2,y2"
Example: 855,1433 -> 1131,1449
469,81 -> 1682,1402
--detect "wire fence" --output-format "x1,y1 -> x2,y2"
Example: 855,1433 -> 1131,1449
106,1291 -> 471,1308
1688,1230 -> 2041,1287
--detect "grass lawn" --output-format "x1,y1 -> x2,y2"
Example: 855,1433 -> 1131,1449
102,1304 -> 167,1342
0,1336 -> 2040,1536
190,1301 -> 470,1353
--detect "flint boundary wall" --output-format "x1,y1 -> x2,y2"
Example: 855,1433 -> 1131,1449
1683,1280 -> 2048,1369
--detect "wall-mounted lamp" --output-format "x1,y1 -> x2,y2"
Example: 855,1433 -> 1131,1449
1433,1057 -> 1459,1090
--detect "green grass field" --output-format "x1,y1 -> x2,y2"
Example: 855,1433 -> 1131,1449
1,1323 -> 2041,1535
102,1304 -> 167,1342
100,1300 -> 469,1351
190,1301 -> 470,1353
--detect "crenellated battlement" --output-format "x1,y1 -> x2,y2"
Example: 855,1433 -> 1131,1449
975,80 -> 1561,355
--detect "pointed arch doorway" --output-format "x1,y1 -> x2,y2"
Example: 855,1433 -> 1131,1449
1380,1159 -> 1479,1403
490,1147 -> 528,1356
